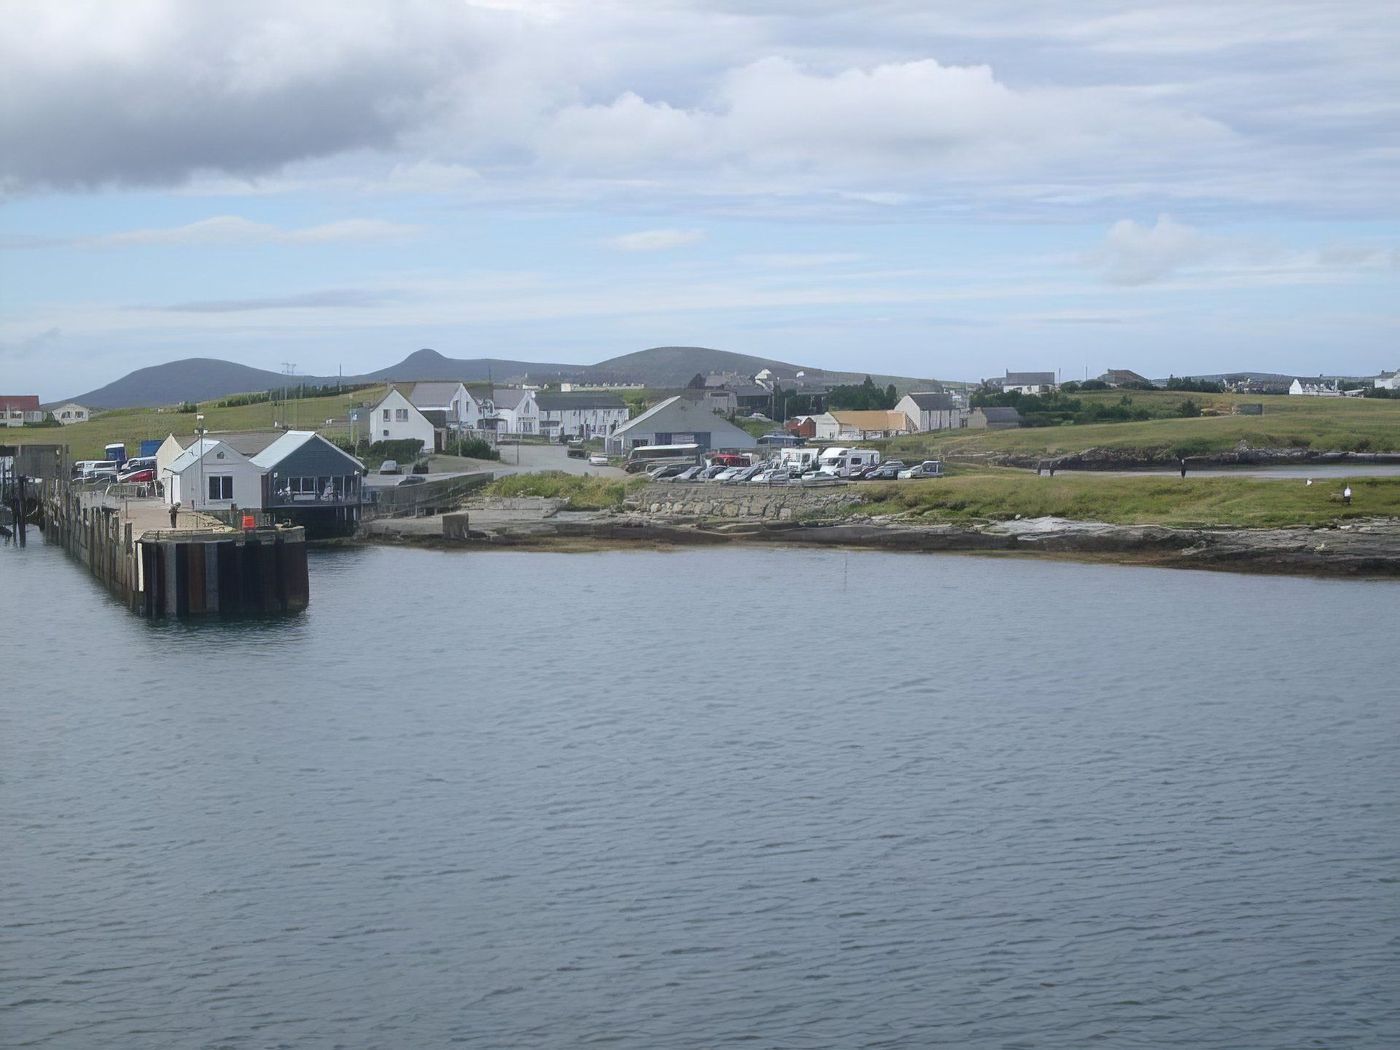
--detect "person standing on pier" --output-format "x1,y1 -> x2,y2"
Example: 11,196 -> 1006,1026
169,502 -> 180,528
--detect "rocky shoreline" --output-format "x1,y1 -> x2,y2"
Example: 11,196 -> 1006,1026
360,501 -> 1400,578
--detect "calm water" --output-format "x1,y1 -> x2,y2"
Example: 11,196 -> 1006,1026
3,538 -> 1398,1049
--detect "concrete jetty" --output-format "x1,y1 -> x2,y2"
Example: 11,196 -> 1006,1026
43,485 -> 309,617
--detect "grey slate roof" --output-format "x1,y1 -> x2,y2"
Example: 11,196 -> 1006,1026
904,391 -> 956,410
489,388 -> 530,411
1004,372 -> 1056,386
408,381 -> 466,407
174,430 -> 283,456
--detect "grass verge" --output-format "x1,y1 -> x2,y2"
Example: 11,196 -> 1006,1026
854,474 -> 1400,528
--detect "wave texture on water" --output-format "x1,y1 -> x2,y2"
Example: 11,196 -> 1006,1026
3,543 -> 1398,1048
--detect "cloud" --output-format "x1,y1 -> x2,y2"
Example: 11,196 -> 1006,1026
162,289 -> 402,312
605,228 -> 706,252
737,252 -> 865,268
1092,215 -> 1222,285
542,56 -> 1231,186
3,216 -> 421,249
1,2 -> 1396,217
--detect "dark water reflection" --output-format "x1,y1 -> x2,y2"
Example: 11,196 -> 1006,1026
3,541 -> 1398,1048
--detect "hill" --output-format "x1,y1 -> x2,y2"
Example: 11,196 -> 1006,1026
63,346 -> 944,410
72,358 -> 305,409
359,348 -> 587,384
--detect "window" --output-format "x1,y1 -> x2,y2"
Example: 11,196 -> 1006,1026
208,475 -> 233,501
382,429 -> 389,437
382,409 -> 390,421
395,408 -> 409,421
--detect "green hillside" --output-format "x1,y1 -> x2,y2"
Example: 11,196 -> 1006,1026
890,392 -> 1400,460
7,391 -> 369,460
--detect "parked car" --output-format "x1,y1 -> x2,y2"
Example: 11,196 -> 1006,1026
749,468 -> 796,485
566,443 -> 587,459
399,475 -> 427,486
588,454 -> 609,466
379,460 -> 401,475
649,463 -> 693,480
897,460 -> 945,479
672,465 -> 705,481
862,461 -> 907,481
700,465 -> 729,480
725,464 -> 766,483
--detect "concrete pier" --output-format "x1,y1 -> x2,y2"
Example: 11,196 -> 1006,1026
43,485 -> 309,617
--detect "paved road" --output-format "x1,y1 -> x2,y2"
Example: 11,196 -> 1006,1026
429,444 -> 630,479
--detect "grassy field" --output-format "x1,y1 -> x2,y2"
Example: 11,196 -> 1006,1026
887,391 -> 1400,460
5,392 -> 371,460
853,473 -> 1400,528
486,472 -> 648,510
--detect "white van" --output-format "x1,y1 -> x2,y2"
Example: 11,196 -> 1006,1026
817,447 -> 881,478
72,460 -> 118,482
778,447 -> 823,473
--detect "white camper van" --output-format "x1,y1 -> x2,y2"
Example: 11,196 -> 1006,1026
778,447 -> 823,474
817,447 -> 881,478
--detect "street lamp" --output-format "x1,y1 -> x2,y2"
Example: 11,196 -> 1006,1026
196,413 -> 206,516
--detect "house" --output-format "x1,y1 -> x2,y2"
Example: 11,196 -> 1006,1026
968,406 -> 1024,429
730,383 -> 774,414
50,402 -> 92,425
1289,379 -> 1341,397
606,396 -> 758,453
252,431 -> 366,536
366,387 -> 441,452
406,381 -> 479,429
811,411 -> 912,441
895,392 -> 962,432
996,372 -> 1057,394
165,438 -> 265,510
155,430 -> 284,491
680,388 -> 738,415
484,388 -> 540,435
534,391 -> 630,440
1097,369 -> 1152,388
828,410 -> 914,440
1,395 -> 44,427
1373,370 -> 1400,391
785,415 -> 817,439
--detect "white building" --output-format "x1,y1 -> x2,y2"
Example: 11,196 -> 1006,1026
406,381 -> 480,428
165,438 -> 265,511
486,388 -> 540,435
535,391 -> 630,440
50,402 -> 92,425
998,371 -> 1057,394
895,392 -> 962,432
1,395 -> 44,427
1289,379 -> 1341,397
366,387 -> 440,451
1374,370 -> 1400,391
606,396 -> 758,454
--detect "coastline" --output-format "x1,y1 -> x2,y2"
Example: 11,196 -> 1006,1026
352,512 -> 1400,578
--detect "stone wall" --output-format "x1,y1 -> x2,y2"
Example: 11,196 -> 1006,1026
628,482 -> 861,521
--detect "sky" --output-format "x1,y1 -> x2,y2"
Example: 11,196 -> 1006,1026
2,0 -> 1397,401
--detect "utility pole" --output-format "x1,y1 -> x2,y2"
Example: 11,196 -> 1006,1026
281,362 -> 296,430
